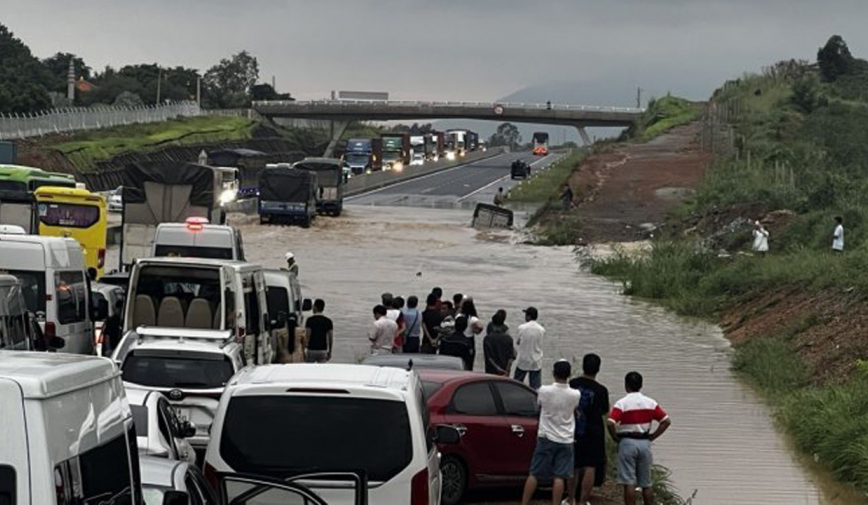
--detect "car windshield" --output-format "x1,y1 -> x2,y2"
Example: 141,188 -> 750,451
346,154 -> 369,164
122,353 -> 235,389
220,396 -> 412,482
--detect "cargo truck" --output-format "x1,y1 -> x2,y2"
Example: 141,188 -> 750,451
466,131 -> 479,152
380,132 -> 411,171
409,135 -> 426,166
343,138 -> 383,175
258,166 -> 317,227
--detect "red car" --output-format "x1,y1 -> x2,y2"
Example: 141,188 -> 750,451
419,370 -> 539,505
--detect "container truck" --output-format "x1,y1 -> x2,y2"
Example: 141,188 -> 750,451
343,138 -> 382,175
380,132 -> 411,171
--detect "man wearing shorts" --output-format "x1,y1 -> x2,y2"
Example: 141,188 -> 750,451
567,353 -> 609,505
607,372 -> 672,505
521,360 -> 582,505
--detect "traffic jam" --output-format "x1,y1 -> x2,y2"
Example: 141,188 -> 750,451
0,133 -> 559,505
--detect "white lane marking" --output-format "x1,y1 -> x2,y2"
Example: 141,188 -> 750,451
346,153 -> 511,201
455,153 -> 564,202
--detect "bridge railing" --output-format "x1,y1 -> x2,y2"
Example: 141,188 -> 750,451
253,99 -> 644,114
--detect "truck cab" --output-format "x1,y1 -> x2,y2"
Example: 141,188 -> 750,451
293,158 -> 345,216
124,257 -> 274,365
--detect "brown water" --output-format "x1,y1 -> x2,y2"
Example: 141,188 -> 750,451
230,205 -> 857,504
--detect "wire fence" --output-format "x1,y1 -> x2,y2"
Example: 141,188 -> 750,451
0,101 -> 202,140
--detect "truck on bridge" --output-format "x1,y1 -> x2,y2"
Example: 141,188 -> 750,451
343,138 -> 382,175
380,132 -> 411,171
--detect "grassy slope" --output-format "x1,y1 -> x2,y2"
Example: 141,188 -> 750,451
631,96 -> 701,142
508,149 -> 587,204
50,115 -> 257,171
585,57 -> 868,493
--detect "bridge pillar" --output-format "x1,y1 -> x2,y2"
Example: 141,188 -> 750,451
576,126 -> 592,146
324,120 -> 349,158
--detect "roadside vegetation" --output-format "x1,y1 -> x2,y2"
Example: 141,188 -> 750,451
51,115 -> 257,171
624,96 -> 701,142
508,149 -> 587,204
584,35 -> 868,493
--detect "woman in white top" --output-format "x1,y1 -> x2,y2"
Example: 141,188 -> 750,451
457,298 -> 484,370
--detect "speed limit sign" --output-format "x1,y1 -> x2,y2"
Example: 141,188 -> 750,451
493,104 -> 504,115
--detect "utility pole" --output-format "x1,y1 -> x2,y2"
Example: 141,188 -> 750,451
66,58 -> 75,102
636,87 -> 643,109
196,76 -> 201,106
272,75 -> 276,90
156,67 -> 163,105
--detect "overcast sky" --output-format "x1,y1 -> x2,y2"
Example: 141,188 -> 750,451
5,0 -> 868,104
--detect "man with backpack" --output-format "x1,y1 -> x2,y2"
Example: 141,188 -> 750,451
567,353 -> 610,505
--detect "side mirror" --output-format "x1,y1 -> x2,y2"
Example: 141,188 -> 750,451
180,420 -> 197,439
435,425 -> 461,445
162,491 -> 189,505
302,299 -> 313,312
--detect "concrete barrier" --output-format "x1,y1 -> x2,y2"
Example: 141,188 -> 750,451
344,147 -> 505,196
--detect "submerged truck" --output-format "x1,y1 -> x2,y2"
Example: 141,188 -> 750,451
343,138 -> 383,175
380,132 -> 411,171
258,166 -> 317,227
119,162 -> 220,269
293,157 -> 345,216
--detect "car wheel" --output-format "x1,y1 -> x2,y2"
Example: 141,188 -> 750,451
440,455 -> 467,505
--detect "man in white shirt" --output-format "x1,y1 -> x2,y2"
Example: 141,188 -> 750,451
833,216 -> 844,253
752,221 -> 769,256
368,305 -> 397,355
521,360 -> 582,505
514,307 -> 545,390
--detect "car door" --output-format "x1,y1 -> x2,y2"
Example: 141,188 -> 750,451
440,380 -> 516,485
156,397 -> 183,461
492,381 -> 540,481
185,467 -> 217,505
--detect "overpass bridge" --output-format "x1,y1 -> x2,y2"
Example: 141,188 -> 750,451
252,100 -> 643,151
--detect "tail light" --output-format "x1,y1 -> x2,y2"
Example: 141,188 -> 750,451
411,468 -> 429,505
204,462 -> 219,492
45,322 -> 56,339
97,248 -> 106,268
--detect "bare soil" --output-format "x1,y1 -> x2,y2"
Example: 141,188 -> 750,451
564,123 -> 712,243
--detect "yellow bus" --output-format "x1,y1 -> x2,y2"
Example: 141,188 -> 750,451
34,187 -> 107,278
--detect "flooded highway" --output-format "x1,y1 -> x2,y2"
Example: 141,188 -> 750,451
232,204 -> 852,505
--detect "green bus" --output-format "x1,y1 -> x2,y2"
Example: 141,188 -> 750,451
0,165 -> 77,233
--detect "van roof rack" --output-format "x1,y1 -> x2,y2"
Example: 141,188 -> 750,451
134,326 -> 236,348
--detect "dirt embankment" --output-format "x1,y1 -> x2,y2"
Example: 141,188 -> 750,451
566,122 -> 712,243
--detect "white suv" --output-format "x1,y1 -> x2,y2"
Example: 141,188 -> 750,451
204,364 -> 460,505
113,326 -> 246,452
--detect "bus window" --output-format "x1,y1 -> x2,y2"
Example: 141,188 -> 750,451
38,203 -> 100,228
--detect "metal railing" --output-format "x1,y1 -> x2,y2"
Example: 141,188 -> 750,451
253,99 -> 644,114
0,101 -> 202,140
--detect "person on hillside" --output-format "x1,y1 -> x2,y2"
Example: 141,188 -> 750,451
401,296 -> 422,353
304,299 -> 333,363
568,353 -> 610,505
752,221 -> 769,257
438,315 -> 473,369
494,187 -> 505,207
520,360 -> 582,505
832,216 -> 844,253
514,307 -> 545,390
561,184 -> 574,211
608,371 -> 672,505
368,305 -> 398,356
457,298 -> 484,371
421,293 -> 443,354
483,309 -> 515,376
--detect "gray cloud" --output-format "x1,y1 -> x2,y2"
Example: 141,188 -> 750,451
4,0 -> 867,104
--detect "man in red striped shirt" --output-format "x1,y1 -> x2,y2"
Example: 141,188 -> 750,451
607,371 -> 672,505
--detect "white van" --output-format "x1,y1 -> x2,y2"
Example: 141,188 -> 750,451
263,269 -> 309,326
0,235 -> 97,354
0,351 -> 142,504
151,218 -> 245,261
124,257 -> 274,364
204,364 -> 460,505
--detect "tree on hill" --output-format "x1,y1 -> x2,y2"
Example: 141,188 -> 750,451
488,122 -> 521,148
0,23 -> 52,113
818,35 -> 854,82
250,83 -> 293,102
203,50 -> 259,108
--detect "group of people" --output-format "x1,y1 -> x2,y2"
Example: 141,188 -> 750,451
367,288 -> 548,389
274,298 -> 335,364
751,215 -> 846,255
522,357 -> 672,505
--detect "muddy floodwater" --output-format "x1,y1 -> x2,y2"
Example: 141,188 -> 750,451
109,204 -> 857,504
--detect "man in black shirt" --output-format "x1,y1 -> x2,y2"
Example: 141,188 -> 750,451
483,309 -> 515,376
304,299 -> 333,363
438,315 -> 472,370
421,294 -> 443,354
568,353 -> 610,505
